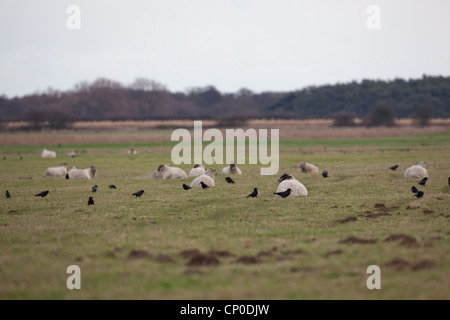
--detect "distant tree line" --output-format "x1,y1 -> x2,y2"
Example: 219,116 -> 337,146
0,75 -> 449,129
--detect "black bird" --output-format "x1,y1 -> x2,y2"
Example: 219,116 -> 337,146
88,196 -> 94,206
92,185 -> 98,193
132,190 -> 144,197
415,191 -> 424,198
389,165 -> 399,171
6,190 -> 11,199
35,190 -> 49,198
418,177 -> 428,186
274,188 -> 292,198
200,181 -> 209,189
108,185 -> 117,189
448,177 -> 450,186
411,186 -> 419,194
322,170 -> 328,178
246,188 -> 258,198
65,173 -> 70,180
182,184 -> 192,190
225,177 -> 235,184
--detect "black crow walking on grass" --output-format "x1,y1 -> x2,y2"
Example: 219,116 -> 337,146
35,190 -> 49,198
246,188 -> 258,198
132,190 -> 144,197
274,188 -> 292,198
182,184 -> 192,190
418,177 -> 428,186
389,165 -> 399,171
92,185 -> 98,193
108,185 -> 117,189
88,196 -> 94,206
225,177 -> 235,184
6,190 -> 11,199
322,170 -> 328,178
65,174 -> 70,180
200,182 -> 209,189
415,190 -> 424,198
411,186 -> 419,194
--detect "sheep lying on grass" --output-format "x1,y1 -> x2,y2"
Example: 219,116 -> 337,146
296,161 -> 319,174
128,148 -> 138,155
404,161 -> 428,179
43,163 -> 68,177
41,149 -> 56,159
158,164 -> 188,180
191,169 -> 216,188
222,163 -> 242,175
276,173 -> 308,197
68,166 -> 97,180
67,150 -> 78,158
189,164 -> 206,178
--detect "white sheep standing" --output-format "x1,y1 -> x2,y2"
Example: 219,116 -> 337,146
190,169 -> 216,187
68,166 -> 97,180
222,163 -> 242,175
158,164 -> 188,180
189,164 -> 206,178
43,163 -> 68,177
41,149 -> 56,159
276,173 -> 308,197
404,161 -> 428,179
296,161 -> 319,174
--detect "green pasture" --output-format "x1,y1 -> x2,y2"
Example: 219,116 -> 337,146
0,131 -> 449,299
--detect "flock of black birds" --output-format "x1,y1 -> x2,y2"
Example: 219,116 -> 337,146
3,166 -> 449,204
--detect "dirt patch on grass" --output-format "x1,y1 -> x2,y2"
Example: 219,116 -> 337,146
423,209 -> 434,215
335,216 -> 357,224
179,249 -> 201,259
127,249 -> 152,260
257,247 -> 278,257
207,250 -> 235,258
384,258 -> 436,271
282,249 -> 307,256
234,256 -> 261,264
360,211 -> 392,218
406,205 -> 420,210
186,254 -> 220,267
290,267 -> 314,273
384,234 -> 419,247
338,237 -> 377,245
324,249 -> 344,257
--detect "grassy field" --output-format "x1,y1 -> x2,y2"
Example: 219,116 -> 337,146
0,131 -> 449,300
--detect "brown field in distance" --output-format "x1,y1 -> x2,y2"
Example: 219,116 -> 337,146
1,118 -> 449,145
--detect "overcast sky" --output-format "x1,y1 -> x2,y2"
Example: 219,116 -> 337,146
1,0 -> 449,97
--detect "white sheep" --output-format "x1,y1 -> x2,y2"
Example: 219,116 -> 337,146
189,164 -> 206,178
222,163 -> 242,175
43,163 -> 68,177
158,164 -> 188,180
276,173 -> 308,197
67,150 -> 78,158
190,169 -> 216,187
151,170 -> 162,179
404,161 -> 428,179
41,149 -> 56,159
296,161 -> 319,174
128,148 -> 138,155
68,166 -> 97,180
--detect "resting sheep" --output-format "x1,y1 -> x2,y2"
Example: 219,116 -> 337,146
128,148 -> 138,155
68,166 -> 97,180
222,163 -> 242,175
67,150 -> 78,158
404,161 -> 428,179
189,164 -> 206,178
158,164 -> 188,180
296,161 -> 319,174
43,163 -> 68,177
276,173 -> 308,197
190,169 -> 216,188
41,149 -> 56,159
